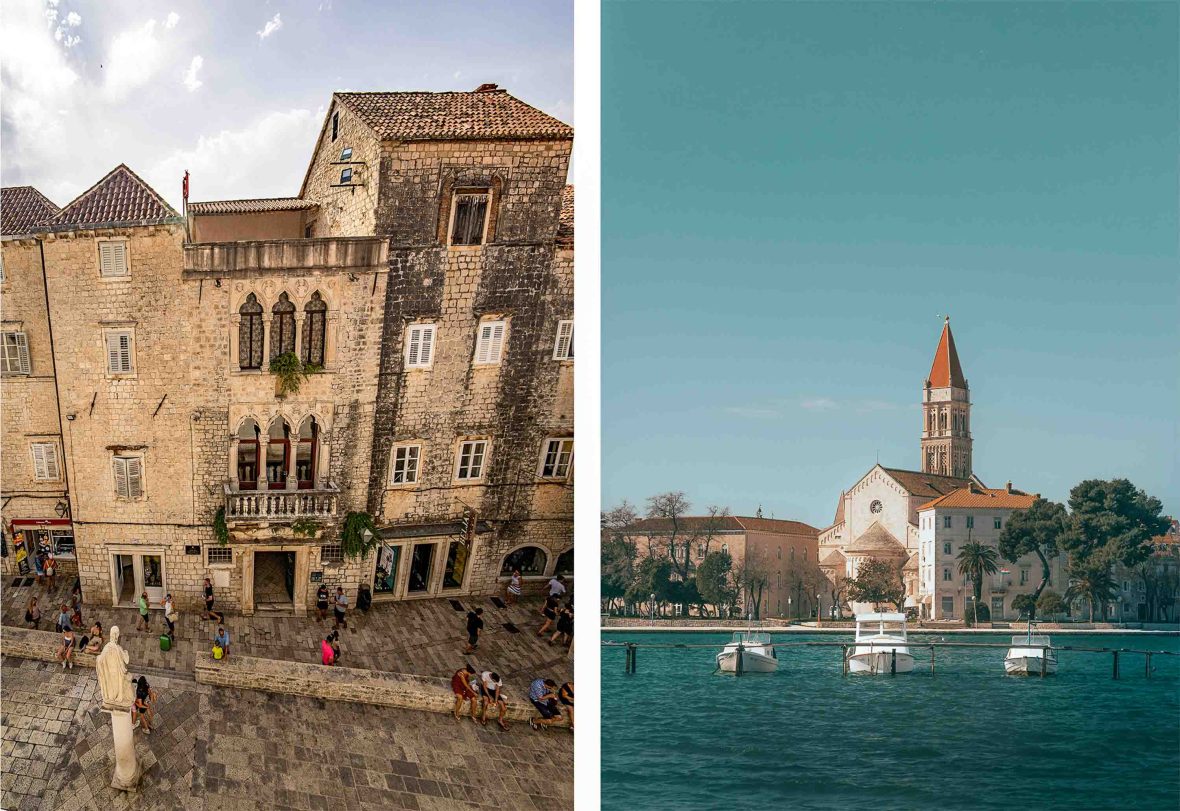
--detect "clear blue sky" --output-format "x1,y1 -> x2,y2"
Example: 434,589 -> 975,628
602,1 -> 1178,528
2,0 -> 572,209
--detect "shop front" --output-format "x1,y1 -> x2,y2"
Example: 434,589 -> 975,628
371,520 -> 490,600
10,519 -> 76,578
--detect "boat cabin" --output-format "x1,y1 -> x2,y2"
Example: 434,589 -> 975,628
729,631 -> 771,647
854,612 -> 908,641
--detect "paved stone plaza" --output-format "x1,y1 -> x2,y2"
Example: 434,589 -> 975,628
1,657 -> 573,811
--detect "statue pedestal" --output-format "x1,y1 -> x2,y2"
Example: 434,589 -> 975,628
101,701 -> 141,792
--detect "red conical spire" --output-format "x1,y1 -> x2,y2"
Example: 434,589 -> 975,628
927,317 -> 966,388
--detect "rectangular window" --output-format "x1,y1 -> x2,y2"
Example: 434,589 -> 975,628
942,542 -> 951,555
941,596 -> 954,616
994,517 -> 1002,530
966,515 -> 975,529
553,319 -> 574,360
1,332 -> 30,375
474,321 -> 506,365
331,111 -> 339,141
943,515 -> 952,529
1020,568 -> 1029,585
390,444 -> 421,485
456,440 -> 488,481
50,531 -> 74,557
450,192 -> 489,246
105,330 -> 134,375
942,568 -> 951,582
31,442 -> 60,481
99,241 -> 129,277
539,438 -> 573,479
404,324 -> 436,368
112,455 -> 143,499
321,543 -> 344,565
339,147 -> 352,161
340,167 -> 353,184
206,547 -> 233,566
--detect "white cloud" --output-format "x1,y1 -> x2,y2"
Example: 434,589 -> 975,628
165,12 -> 179,29
148,108 -> 321,207
65,11 -> 81,26
103,19 -> 164,101
256,13 -> 283,41
801,398 -> 839,412
183,55 -> 203,92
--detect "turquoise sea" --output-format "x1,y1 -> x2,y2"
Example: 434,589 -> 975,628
601,632 -> 1180,811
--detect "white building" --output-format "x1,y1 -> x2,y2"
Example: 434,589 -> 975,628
916,482 -> 1067,620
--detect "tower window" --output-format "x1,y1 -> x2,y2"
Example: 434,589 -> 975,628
340,168 -> 352,184
450,191 -> 490,246
331,111 -> 339,141
943,516 -> 952,529
339,147 -> 352,161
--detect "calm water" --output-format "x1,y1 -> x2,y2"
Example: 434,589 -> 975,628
601,632 -> 1180,811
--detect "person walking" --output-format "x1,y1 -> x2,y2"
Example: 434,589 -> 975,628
44,552 -> 57,590
203,578 -> 215,620
33,550 -> 46,587
357,582 -> 372,614
463,607 -> 485,654
547,574 -> 567,599
333,587 -> 348,630
57,626 -> 76,670
550,603 -> 574,647
132,676 -> 155,734
163,593 -> 178,642
527,678 -> 563,730
478,671 -> 509,731
316,583 -> 330,621
450,664 -> 479,721
136,591 -> 150,632
213,625 -> 231,658
329,631 -> 342,663
558,681 -> 574,729
506,569 -> 523,606
321,634 -> 336,666
69,584 -> 83,628
25,596 -> 41,629
537,594 -> 559,637
55,603 -> 72,633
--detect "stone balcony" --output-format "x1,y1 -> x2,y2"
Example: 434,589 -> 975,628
183,236 -> 388,276
224,483 -> 340,522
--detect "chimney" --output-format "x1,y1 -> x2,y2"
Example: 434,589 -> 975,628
1005,481 -> 1013,493
474,83 -> 499,93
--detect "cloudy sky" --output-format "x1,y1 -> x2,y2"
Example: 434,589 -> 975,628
1,0 -> 572,210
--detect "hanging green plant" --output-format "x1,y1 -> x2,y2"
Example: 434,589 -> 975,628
340,512 -> 379,559
291,517 -> 321,538
268,351 -> 321,396
213,506 -> 229,546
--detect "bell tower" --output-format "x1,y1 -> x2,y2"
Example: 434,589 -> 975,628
921,317 -> 972,478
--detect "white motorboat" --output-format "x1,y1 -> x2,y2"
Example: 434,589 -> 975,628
847,612 -> 915,674
716,631 -> 778,673
1004,632 -> 1057,676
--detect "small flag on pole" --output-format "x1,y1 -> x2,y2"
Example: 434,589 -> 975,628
182,170 -> 190,203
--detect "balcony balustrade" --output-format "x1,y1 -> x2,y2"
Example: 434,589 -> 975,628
224,483 -> 339,521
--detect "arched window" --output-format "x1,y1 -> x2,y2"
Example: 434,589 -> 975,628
555,548 -> 573,575
267,417 -> 291,489
238,294 -> 264,369
296,416 -> 318,489
301,292 -> 327,367
236,418 -> 261,489
500,546 -> 548,576
271,293 -> 296,360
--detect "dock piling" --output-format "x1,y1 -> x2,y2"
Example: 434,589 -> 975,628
841,645 -> 848,676
1146,652 -> 1152,679
1040,647 -> 1047,678
891,649 -> 897,675
930,646 -> 935,675
735,643 -> 744,676
1112,650 -> 1119,680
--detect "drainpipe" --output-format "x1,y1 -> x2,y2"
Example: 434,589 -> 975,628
38,237 -> 75,522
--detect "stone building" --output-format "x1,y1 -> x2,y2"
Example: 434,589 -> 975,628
0,85 -> 574,615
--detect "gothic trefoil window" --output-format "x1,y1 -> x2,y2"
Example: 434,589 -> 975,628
301,291 -> 327,367
450,191 -> 489,246
271,293 -> 296,359
239,294 -> 264,369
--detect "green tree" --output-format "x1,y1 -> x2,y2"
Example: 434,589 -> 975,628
695,551 -> 734,616
846,558 -> 905,611
956,540 -> 999,623
641,492 -> 730,581
997,497 -> 1069,624
1011,593 -> 1036,619
601,501 -> 639,613
625,557 -> 674,617
1064,557 -> 1118,622
1065,479 -> 1171,568
1036,589 -> 1066,618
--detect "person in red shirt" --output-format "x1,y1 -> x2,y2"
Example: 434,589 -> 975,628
451,664 -> 478,721
321,634 -> 336,666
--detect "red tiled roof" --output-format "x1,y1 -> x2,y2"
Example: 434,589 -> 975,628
627,515 -> 818,536
926,317 -> 967,388
881,467 -> 975,499
188,197 -> 318,216
557,185 -> 574,245
1153,519 -> 1179,545
1,186 -> 59,235
46,165 -> 179,229
335,87 -> 573,142
917,485 -> 1037,512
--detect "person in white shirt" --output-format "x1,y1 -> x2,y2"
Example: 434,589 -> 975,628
547,575 -> 567,598
478,671 -> 509,730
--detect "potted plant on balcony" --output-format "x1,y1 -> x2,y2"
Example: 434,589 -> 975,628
269,352 -> 322,397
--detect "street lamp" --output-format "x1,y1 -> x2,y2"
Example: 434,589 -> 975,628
816,594 -> 822,627
787,596 -> 792,625
967,595 -> 976,626
649,592 -> 655,626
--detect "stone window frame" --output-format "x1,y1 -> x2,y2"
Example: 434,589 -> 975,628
553,319 -> 573,361
206,546 -> 233,567
30,440 -> 62,481
454,437 -> 491,482
389,442 -> 423,487
498,544 -> 550,578
102,326 -> 137,378
472,318 -> 508,366
1,329 -> 30,375
96,237 -> 131,279
230,289 -> 339,375
403,323 -> 436,370
320,543 -> 344,566
537,437 -> 573,481
437,175 -> 504,247
112,453 -> 145,501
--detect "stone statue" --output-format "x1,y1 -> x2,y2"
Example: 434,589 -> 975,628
96,626 -> 135,708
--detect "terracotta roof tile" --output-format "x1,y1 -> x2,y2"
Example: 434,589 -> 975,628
46,165 -> 179,229
188,197 -> 318,216
628,515 -> 818,536
917,486 -> 1037,512
335,88 -> 573,142
1,186 -> 59,235
881,467 -> 975,499
926,317 -> 967,388
557,185 -> 574,245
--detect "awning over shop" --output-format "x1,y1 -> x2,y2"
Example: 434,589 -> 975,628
375,520 -> 494,540
10,519 -> 72,528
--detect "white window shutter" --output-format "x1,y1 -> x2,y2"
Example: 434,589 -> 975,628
42,444 -> 59,479
489,323 -> 504,363
419,326 -> 433,366
15,332 -> 30,374
475,325 -> 492,364
406,328 -> 421,366
119,334 -> 132,372
127,457 -> 143,498
107,332 -> 132,374
32,444 -> 47,479
100,243 -> 114,276
106,333 -> 121,373
114,458 -> 128,498
554,320 -> 573,360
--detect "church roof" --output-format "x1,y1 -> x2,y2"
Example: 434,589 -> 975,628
918,484 -> 1037,511
904,551 -> 920,571
46,165 -> 179,229
926,317 -> 967,389
846,521 -> 907,556
881,467 -> 975,499
832,491 -> 845,525
819,548 -> 846,567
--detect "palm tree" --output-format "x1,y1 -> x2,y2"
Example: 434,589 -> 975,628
1065,560 -> 1118,622
957,541 -> 999,622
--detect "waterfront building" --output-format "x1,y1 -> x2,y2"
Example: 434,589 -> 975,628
0,85 -> 574,614
1112,518 -> 1179,623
